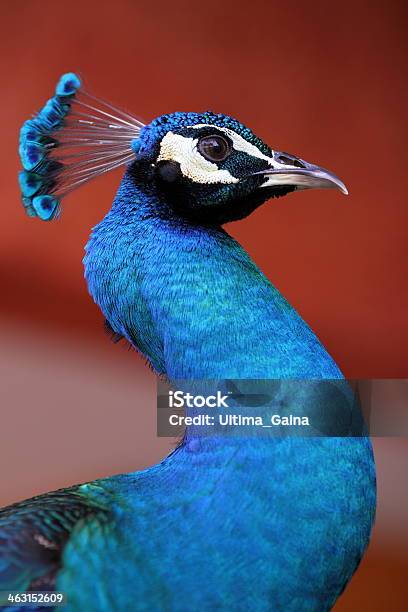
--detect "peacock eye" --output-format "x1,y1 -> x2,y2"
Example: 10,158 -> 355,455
197,135 -> 231,162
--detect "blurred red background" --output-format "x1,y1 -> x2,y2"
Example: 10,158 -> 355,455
0,1 -> 407,610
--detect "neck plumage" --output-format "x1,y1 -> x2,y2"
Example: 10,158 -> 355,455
85,170 -> 343,381
82,174 -> 375,612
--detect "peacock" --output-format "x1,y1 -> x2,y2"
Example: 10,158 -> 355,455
1,73 -> 376,611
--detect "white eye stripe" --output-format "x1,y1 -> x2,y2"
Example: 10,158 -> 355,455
157,132 -> 238,184
190,124 -> 275,166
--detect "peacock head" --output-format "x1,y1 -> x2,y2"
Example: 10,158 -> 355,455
18,74 -> 347,223
131,112 -> 347,224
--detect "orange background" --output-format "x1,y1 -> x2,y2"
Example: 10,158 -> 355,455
0,1 -> 407,610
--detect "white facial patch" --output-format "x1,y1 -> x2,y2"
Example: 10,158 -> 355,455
157,132 -> 238,184
157,124 -> 295,186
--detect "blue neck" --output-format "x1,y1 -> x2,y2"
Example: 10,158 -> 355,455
84,170 -> 342,380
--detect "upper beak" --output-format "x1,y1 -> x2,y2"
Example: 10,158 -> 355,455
254,151 -> 348,195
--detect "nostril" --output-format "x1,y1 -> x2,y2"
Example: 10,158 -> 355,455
276,154 -> 292,165
276,154 -> 306,169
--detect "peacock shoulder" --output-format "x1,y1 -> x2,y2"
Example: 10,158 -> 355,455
0,482 -> 110,594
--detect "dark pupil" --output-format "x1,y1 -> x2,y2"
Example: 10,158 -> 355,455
198,135 -> 230,162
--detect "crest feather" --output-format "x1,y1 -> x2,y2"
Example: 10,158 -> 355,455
18,73 -> 144,220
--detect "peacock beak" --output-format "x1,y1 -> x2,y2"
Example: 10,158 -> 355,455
254,151 -> 348,195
